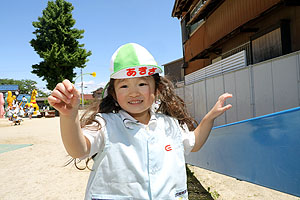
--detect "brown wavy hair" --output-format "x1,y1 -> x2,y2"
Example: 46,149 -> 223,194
68,74 -> 197,169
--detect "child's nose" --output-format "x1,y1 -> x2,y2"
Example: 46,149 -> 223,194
128,86 -> 140,97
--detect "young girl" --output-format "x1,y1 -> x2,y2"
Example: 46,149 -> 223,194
48,43 -> 232,200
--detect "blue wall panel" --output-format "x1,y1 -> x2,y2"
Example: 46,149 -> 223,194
185,107 -> 300,197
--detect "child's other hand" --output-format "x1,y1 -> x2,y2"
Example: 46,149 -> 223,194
48,79 -> 80,116
206,93 -> 232,120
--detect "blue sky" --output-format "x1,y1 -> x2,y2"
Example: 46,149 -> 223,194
0,0 -> 183,94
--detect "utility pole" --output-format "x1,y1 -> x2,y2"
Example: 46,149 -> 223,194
81,69 -> 84,107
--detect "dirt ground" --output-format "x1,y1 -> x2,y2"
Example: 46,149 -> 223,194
0,117 -> 89,199
0,117 -> 299,200
188,165 -> 299,200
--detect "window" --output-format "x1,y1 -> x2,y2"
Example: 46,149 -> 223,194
190,0 -> 207,19
189,19 -> 205,36
188,0 -> 207,36
252,28 -> 282,64
251,20 -> 291,64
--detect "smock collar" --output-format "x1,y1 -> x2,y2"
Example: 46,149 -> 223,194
118,109 -> 157,129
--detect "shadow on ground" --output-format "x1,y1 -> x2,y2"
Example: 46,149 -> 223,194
187,166 -> 214,200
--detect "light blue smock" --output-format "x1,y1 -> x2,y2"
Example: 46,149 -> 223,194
83,110 -> 195,200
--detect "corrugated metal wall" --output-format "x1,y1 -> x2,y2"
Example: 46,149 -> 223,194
184,0 -> 280,62
176,50 -> 300,126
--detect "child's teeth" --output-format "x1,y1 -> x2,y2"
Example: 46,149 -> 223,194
130,100 -> 141,104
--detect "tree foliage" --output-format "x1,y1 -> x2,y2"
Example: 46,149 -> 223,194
0,79 -> 48,97
30,0 -> 91,90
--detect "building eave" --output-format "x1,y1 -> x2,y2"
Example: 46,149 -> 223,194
172,0 -> 194,18
162,58 -> 183,66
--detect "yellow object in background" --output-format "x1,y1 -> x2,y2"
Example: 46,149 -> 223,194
25,89 -> 39,115
6,91 -> 13,107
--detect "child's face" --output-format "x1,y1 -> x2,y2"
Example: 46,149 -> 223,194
114,76 -> 156,120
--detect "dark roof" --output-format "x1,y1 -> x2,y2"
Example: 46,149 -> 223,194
162,58 -> 183,66
172,0 -> 194,18
0,85 -> 19,92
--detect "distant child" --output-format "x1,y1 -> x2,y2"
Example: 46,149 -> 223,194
6,107 -> 13,120
19,106 -> 25,118
28,104 -> 34,119
22,96 -> 28,103
11,114 -> 22,125
48,43 -> 232,200
13,104 -> 20,116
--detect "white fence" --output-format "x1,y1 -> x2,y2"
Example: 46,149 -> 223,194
176,50 -> 300,126
185,50 -> 247,85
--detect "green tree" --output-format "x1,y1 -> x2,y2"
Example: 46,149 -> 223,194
0,78 -> 48,97
30,0 -> 91,90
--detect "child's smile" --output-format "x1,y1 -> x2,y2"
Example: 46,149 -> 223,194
114,76 -> 156,124
128,100 -> 143,104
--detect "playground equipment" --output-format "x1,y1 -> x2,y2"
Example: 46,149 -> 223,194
18,95 -> 29,108
0,93 -> 4,118
6,91 -> 13,108
25,89 -> 39,115
185,107 -> 300,197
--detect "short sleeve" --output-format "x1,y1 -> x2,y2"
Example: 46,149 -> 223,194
180,123 -> 195,155
81,115 -> 106,159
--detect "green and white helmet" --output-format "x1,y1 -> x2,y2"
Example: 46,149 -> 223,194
110,43 -> 162,79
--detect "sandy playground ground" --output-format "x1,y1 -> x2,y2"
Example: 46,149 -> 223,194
0,116 -> 299,200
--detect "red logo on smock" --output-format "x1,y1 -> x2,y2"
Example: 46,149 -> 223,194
165,145 -> 172,151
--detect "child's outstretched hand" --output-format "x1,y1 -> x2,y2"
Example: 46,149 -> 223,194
48,79 -> 80,116
192,93 -> 233,152
207,93 -> 233,120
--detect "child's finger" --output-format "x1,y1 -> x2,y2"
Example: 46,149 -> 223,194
62,79 -> 74,93
224,93 -> 233,99
48,95 -> 61,106
218,93 -> 232,103
51,87 -> 71,105
70,85 -> 81,98
223,104 -> 232,111
62,79 -> 80,98
221,93 -> 232,99
55,81 -> 73,99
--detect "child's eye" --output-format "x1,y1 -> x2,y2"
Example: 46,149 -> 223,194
120,85 -> 128,88
139,83 -> 147,86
